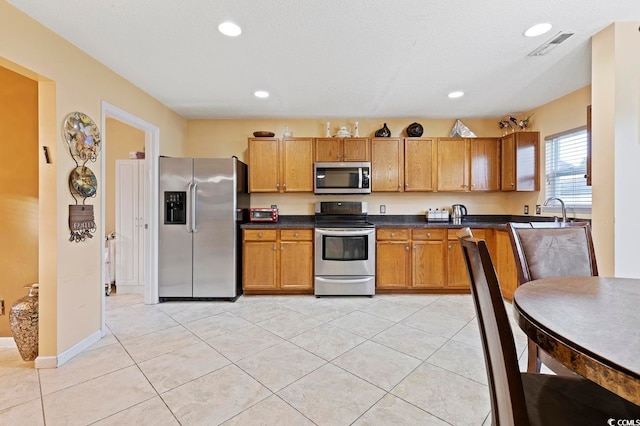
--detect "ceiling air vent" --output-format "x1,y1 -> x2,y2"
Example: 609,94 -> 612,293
528,31 -> 575,56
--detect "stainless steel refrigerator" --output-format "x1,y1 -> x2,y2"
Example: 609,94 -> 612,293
158,157 -> 249,300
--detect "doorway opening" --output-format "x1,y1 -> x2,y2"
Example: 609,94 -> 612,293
100,102 -> 159,336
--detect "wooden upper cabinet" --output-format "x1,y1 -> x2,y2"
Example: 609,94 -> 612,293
404,137 -> 437,191
281,137 -> 314,192
249,137 -> 313,193
437,138 -> 470,191
248,138 -> 280,192
470,137 -> 501,191
501,131 -> 539,191
371,138 -> 403,192
315,138 -> 369,162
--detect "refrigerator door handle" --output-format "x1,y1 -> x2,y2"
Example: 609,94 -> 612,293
191,181 -> 198,232
186,182 -> 193,233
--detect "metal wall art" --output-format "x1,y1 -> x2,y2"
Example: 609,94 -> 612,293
450,119 -> 477,137
62,112 -> 100,242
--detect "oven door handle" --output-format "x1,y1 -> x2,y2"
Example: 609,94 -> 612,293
315,277 -> 373,284
315,228 -> 375,236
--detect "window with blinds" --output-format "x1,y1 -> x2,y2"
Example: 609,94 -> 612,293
545,127 -> 591,208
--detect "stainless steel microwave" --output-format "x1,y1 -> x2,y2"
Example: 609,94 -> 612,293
314,162 -> 371,194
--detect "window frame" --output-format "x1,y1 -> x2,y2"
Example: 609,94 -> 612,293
544,125 -> 592,214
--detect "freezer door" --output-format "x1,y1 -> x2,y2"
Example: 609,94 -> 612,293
193,158 -> 238,297
158,157 -> 193,297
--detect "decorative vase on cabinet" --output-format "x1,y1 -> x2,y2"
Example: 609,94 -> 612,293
9,283 -> 39,361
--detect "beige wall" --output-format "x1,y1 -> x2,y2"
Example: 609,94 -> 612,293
0,65 -> 39,337
592,22 -> 640,277
186,112 -> 596,217
0,0 -> 187,362
105,118 -> 145,234
515,85 -> 592,219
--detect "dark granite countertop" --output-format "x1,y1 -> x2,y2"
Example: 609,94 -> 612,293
241,214 -> 573,230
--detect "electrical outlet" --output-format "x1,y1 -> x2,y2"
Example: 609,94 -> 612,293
270,205 -> 277,209
380,205 -> 386,214
524,205 -> 529,215
536,205 -> 541,215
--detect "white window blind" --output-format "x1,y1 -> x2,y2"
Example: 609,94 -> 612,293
545,128 -> 591,208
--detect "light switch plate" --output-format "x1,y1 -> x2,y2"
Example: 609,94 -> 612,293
536,205 -> 541,215
380,205 -> 386,214
524,205 -> 529,215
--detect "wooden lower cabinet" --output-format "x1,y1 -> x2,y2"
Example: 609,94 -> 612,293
446,229 -> 486,289
377,227 -> 485,291
243,229 -> 313,293
491,229 -> 518,300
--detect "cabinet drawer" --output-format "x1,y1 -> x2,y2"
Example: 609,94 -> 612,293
280,229 -> 313,241
412,229 -> 445,240
377,228 -> 410,241
244,229 -> 277,241
447,228 -> 486,240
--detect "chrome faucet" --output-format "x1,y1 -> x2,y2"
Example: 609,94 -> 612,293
544,197 -> 567,223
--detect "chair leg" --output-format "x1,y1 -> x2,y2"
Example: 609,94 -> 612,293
527,338 -> 542,373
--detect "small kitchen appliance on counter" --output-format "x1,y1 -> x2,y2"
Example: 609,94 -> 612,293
250,207 -> 279,222
451,204 -> 468,224
314,201 -> 375,297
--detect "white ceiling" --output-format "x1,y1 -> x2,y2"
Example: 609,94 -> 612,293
8,0 -> 640,119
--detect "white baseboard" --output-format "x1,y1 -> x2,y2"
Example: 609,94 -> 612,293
0,337 -> 17,349
116,285 -> 144,294
34,329 -> 102,369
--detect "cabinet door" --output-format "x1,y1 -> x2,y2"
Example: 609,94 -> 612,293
404,138 -> 436,191
412,241 -> 445,288
280,240 -> 313,290
437,138 -> 470,191
249,138 -> 280,192
500,134 -> 516,191
281,137 -> 313,192
371,138 -> 403,192
376,241 -> 410,289
492,230 -> 518,300
343,138 -> 369,161
243,241 -> 278,290
446,239 -> 469,289
315,138 -> 343,162
470,138 -> 500,191
515,132 -> 539,191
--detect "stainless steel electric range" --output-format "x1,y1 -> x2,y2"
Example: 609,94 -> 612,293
314,201 -> 375,296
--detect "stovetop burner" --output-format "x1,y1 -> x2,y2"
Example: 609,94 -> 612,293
314,201 -> 375,228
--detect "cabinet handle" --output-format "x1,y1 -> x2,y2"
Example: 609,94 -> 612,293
405,184 -> 409,188
427,232 -> 431,237
258,232 -> 263,238
280,247 -> 284,251
405,246 -> 410,251
276,183 -> 280,189
343,154 -> 348,159
448,245 -> 453,250
510,182 -> 515,187
273,245 -> 277,251
413,245 -> 416,250
390,232 -> 395,237
337,155 -> 341,160
294,232 -> 299,238
283,183 -> 287,189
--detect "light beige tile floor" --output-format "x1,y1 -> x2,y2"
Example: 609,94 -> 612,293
0,293 -> 530,425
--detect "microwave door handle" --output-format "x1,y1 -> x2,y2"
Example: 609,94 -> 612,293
358,167 -> 363,189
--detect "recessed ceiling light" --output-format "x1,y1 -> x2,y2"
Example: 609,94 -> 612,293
448,91 -> 464,99
254,90 -> 269,98
524,23 -> 552,37
218,22 -> 242,37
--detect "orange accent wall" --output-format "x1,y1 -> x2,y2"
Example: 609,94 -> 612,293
0,65 -> 39,337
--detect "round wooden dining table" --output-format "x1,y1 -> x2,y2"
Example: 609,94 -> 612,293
513,276 -> 640,405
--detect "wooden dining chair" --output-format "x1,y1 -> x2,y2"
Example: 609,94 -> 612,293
456,228 -> 640,425
507,222 -> 597,374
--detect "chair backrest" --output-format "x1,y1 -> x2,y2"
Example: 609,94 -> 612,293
457,228 -> 529,426
506,222 -> 598,286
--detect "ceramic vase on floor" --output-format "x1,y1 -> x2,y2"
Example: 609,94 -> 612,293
9,283 -> 39,361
